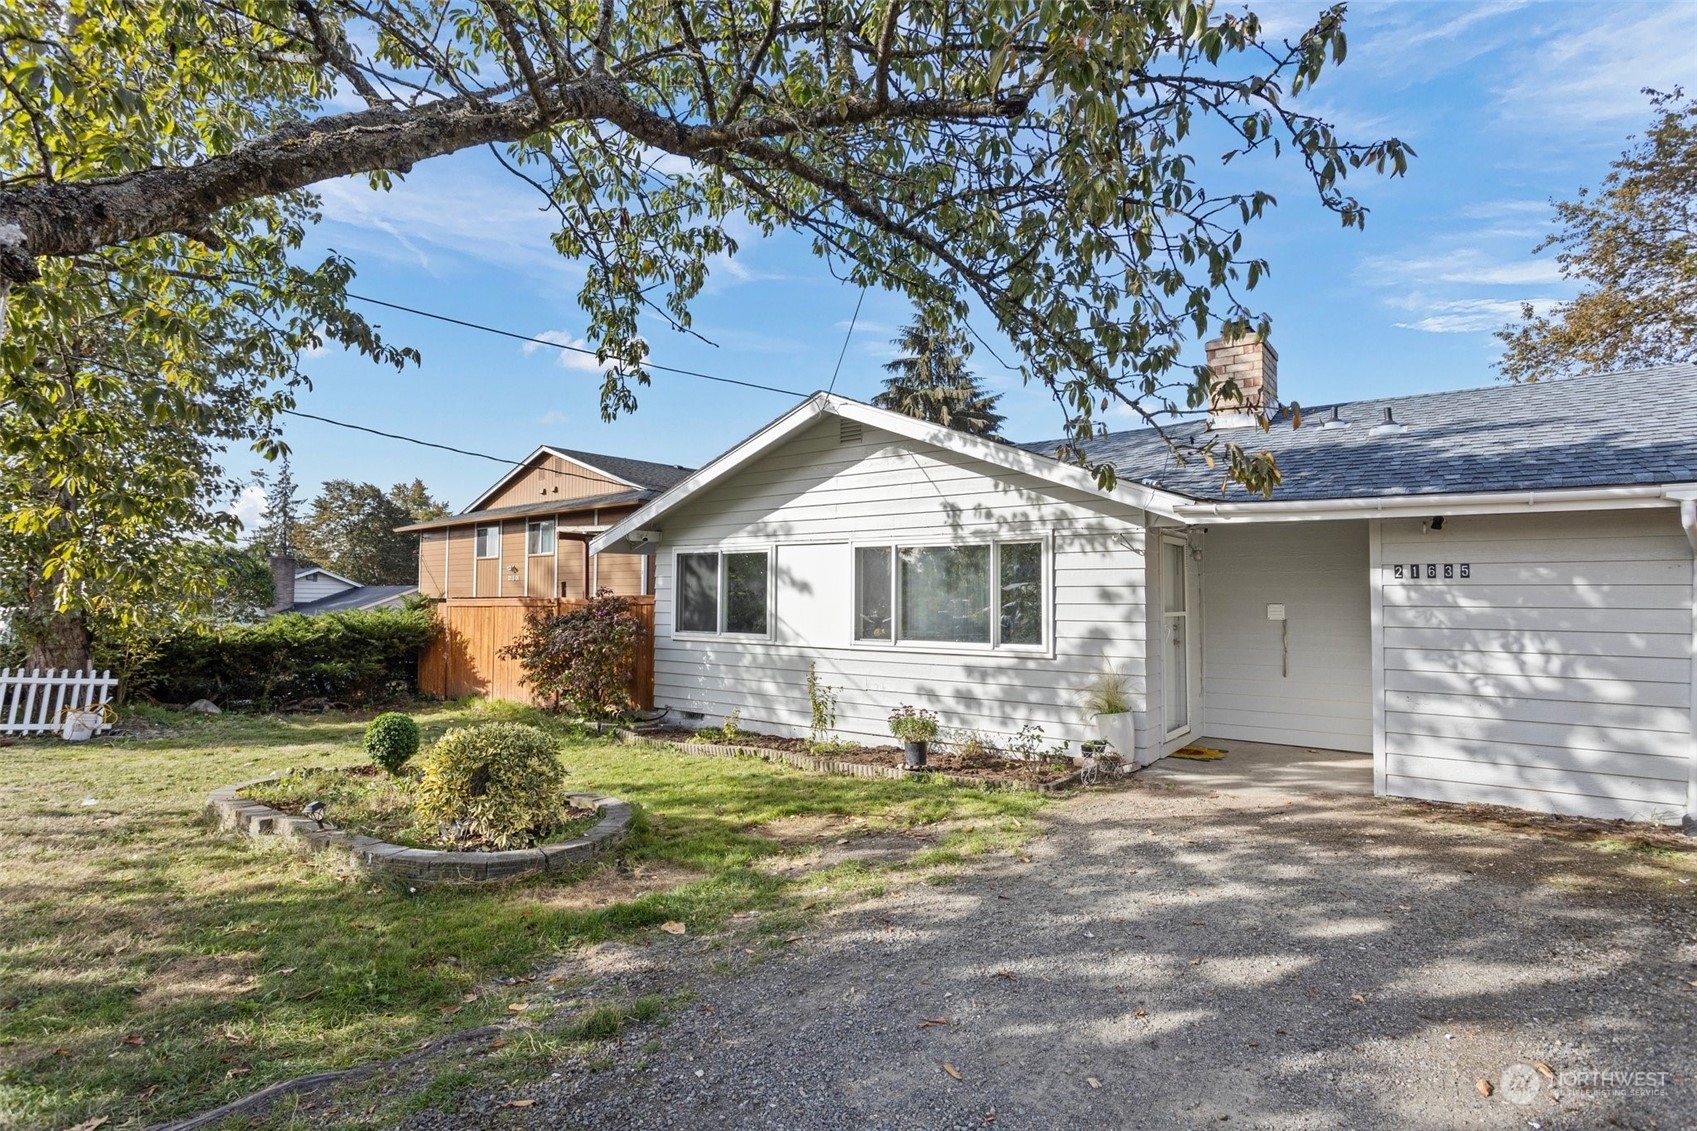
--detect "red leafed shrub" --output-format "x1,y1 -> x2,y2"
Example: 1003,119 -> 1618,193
500,589 -> 646,719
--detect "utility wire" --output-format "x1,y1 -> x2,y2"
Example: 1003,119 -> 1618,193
280,408 -> 617,488
827,285 -> 867,394
343,292 -> 810,399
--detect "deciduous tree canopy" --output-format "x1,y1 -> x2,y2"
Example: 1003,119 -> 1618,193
1498,89 -> 1697,382
2,0 -> 1410,487
295,479 -> 450,585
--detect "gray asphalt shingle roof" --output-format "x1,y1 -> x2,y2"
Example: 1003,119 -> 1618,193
550,447 -> 694,491
291,585 -> 416,615
1022,364 -> 1697,502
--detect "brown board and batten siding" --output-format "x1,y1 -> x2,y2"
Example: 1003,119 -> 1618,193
645,417 -> 1152,754
418,530 -> 446,596
481,454 -> 628,509
1377,508 -> 1694,823
500,520 -> 526,595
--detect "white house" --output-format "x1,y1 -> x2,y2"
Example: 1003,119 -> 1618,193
277,565 -> 417,615
592,343 -> 1697,827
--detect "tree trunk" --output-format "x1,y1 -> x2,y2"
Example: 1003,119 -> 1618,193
23,609 -> 93,671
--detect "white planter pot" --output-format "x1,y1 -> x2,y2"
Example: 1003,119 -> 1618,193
1092,711 -> 1141,764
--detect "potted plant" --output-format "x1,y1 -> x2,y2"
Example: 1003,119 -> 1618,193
1082,668 -> 1141,764
888,705 -> 939,768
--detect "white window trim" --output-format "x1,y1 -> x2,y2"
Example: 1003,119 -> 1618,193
526,518 -> 556,557
849,534 -> 1053,656
671,545 -> 775,641
474,524 -> 499,559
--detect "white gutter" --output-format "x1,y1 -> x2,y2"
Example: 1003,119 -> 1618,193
1173,485 -> 1677,524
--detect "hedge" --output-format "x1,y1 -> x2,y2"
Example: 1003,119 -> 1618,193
133,607 -> 439,708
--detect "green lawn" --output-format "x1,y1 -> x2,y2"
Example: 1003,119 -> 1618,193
0,702 -> 1047,1131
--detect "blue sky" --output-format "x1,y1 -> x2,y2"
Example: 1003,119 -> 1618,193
239,0 -> 1696,525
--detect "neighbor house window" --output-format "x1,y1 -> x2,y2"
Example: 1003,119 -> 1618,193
474,525 -> 498,558
526,519 -> 555,556
676,549 -> 770,636
856,540 -> 1047,649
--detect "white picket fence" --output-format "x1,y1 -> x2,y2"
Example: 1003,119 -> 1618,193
1,668 -> 118,736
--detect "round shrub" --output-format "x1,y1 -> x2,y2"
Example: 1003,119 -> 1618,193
364,712 -> 421,773
413,722 -> 565,849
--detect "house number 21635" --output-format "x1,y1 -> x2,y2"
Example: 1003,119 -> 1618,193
1390,563 -> 1470,581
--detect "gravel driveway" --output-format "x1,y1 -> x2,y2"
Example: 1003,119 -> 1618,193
402,779 -> 1697,1131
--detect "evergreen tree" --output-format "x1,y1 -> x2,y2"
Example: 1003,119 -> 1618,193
251,457 -> 304,558
872,315 -> 1005,437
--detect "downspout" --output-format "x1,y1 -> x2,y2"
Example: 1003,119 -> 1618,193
1681,499 -> 1697,835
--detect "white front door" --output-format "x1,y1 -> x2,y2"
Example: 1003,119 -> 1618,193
1162,537 -> 1193,739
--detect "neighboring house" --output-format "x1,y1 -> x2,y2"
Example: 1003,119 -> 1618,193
400,446 -> 692,601
592,341 -> 1697,827
402,446 -> 694,703
270,563 -> 417,615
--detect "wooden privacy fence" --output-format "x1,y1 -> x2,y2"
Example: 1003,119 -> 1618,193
1,668 -> 118,736
418,596 -> 655,710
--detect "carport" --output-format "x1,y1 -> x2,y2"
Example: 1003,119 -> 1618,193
1145,518 -> 1375,794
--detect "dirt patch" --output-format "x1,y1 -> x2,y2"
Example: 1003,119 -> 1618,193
133,953 -> 258,1012
638,728 -> 1075,787
1386,796 -> 1697,855
528,860 -> 708,911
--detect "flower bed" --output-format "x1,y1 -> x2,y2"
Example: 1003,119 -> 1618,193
242,766 -> 600,851
629,727 -> 1079,792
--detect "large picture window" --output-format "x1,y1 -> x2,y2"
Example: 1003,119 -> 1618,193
855,540 -> 1047,649
676,549 -> 771,636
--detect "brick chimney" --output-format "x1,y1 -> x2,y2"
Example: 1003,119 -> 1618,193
1205,334 -> 1278,428
268,554 -> 296,613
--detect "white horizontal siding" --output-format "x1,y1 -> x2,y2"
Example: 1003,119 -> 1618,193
649,418 -> 1148,751
1200,521 -> 1373,753
1378,510 -> 1693,823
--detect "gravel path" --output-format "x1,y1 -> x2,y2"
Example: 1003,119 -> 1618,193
402,781 -> 1697,1131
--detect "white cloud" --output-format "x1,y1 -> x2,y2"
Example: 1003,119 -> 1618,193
229,485 -> 267,532
1393,297 -> 1557,335
538,410 -> 570,426
1367,249 -> 1564,288
314,159 -> 582,281
1491,3 -> 1693,128
523,329 -> 610,374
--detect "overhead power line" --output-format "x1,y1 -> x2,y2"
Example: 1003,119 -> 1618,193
343,292 -> 811,399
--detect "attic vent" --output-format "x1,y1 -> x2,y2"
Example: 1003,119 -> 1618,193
839,419 -> 864,445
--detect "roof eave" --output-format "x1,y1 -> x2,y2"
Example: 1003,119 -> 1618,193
1171,484 -> 1690,523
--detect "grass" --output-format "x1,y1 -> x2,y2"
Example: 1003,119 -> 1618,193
0,700 -> 1047,1131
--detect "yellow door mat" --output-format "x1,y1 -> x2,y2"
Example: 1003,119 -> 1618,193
1170,745 -> 1227,761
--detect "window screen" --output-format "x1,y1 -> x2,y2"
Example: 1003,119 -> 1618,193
677,552 -> 719,633
854,546 -> 893,640
724,552 -> 769,634
998,542 -> 1044,646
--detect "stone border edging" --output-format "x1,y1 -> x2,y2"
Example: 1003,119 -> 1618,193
613,729 -> 1080,793
206,780 -> 632,882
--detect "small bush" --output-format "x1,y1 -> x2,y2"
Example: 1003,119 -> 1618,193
500,590 -> 646,719
365,712 -> 421,773
413,722 -> 566,849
